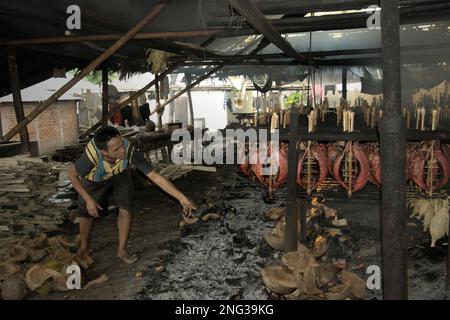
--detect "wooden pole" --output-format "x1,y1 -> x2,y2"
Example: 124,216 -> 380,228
379,0 -> 408,300
155,74 -> 162,130
285,106 -> 299,252
6,46 -> 31,152
185,74 -> 195,127
2,0 -> 171,142
0,30 -> 222,46
149,64 -> 224,118
101,66 -> 109,128
80,63 -> 180,139
228,0 -> 308,64
342,67 -> 348,100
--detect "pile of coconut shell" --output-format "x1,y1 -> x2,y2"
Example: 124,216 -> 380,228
0,233 -> 92,300
261,204 -> 368,300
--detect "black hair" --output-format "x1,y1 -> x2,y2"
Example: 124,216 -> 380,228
93,126 -> 120,150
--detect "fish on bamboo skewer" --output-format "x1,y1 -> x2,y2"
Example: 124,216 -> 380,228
332,141 -> 370,197
296,142 -> 328,195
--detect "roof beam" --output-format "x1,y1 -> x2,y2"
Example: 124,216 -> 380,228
0,30 -> 222,47
2,0 -> 171,142
227,0 -> 309,64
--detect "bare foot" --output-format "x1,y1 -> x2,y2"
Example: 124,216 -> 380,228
76,250 -> 94,266
117,251 -> 138,264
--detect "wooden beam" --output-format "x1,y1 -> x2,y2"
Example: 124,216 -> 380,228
228,0 -> 308,64
185,74 -> 195,127
6,46 -> 31,152
0,30 -> 222,46
79,63 -> 180,139
2,0 -> 171,142
150,64 -> 224,118
101,66 -> 109,128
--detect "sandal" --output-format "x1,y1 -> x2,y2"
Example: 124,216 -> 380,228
117,254 -> 138,264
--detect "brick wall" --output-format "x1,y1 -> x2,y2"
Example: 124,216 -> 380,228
0,101 -> 78,156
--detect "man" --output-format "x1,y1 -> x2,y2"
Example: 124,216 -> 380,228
69,126 -> 197,264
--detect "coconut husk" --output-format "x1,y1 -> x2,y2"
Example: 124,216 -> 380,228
49,247 -> 74,266
7,244 -> 28,263
285,288 -> 303,300
281,251 -> 315,272
0,262 -> 20,280
47,237 -> 63,250
339,271 -> 367,299
273,217 -> 286,236
25,264 -> 53,291
263,232 -> 285,251
260,265 -> 297,295
303,263 -> 322,295
281,251 -> 300,271
265,207 -> 285,221
325,281 -> 352,300
28,249 -> 48,263
45,268 -> 69,292
1,275 -> 27,300
201,213 -> 220,222
84,274 -> 108,290
182,215 -> 199,225
317,262 -> 339,287
57,235 -> 78,250
310,240 -> 329,258
23,234 -> 48,250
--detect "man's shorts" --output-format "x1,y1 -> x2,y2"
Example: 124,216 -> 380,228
77,170 -> 134,218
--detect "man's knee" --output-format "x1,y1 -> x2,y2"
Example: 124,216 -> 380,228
118,208 -> 131,216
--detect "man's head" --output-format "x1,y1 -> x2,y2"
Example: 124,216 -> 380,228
93,126 -> 126,160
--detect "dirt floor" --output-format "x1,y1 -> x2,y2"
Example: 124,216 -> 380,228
34,162 -> 449,300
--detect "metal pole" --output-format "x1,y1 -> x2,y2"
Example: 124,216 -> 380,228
3,0 -> 171,142
285,106 -> 299,252
379,0 -> 408,300
6,46 -> 31,152
101,66 -> 109,128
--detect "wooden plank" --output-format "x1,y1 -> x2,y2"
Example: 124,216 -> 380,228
0,187 -> 30,193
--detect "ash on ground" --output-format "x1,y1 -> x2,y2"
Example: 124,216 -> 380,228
138,175 -> 282,300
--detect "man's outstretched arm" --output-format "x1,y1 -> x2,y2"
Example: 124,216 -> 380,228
147,170 -> 197,216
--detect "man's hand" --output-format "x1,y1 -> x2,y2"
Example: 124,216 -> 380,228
180,197 -> 197,218
86,197 -> 102,218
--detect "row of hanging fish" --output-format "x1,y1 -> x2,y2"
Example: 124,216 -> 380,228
239,141 -> 450,197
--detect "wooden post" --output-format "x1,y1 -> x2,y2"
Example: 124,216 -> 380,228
285,106 -> 299,252
101,66 -> 109,128
155,74 -> 162,130
342,67 -> 348,100
2,0 -> 171,141
80,63 -> 180,139
379,0 -> 408,300
6,46 -> 31,152
185,74 -> 195,127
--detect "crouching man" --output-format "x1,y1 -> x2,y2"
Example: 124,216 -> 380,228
68,126 -> 197,264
